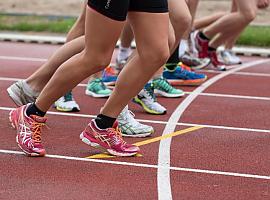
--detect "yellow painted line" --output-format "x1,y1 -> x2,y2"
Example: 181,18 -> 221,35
86,153 -> 143,159
85,126 -> 203,159
134,126 -> 203,147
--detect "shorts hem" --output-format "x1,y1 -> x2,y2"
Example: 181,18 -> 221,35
88,4 -> 127,21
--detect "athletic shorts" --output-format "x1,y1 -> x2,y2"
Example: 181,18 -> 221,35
88,0 -> 168,21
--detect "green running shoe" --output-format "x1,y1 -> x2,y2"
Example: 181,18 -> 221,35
152,77 -> 185,98
85,78 -> 112,98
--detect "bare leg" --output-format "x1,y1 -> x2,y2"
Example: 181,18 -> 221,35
35,7 -> 124,112
101,12 -> 170,117
204,0 -> 257,48
66,0 -> 87,42
193,12 -> 226,31
26,36 -> 85,92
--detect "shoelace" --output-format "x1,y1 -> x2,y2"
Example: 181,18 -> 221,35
31,121 -> 46,143
124,110 -> 140,126
107,126 -> 126,145
144,84 -> 156,102
179,63 -> 192,71
94,78 -> 107,90
155,78 -> 174,92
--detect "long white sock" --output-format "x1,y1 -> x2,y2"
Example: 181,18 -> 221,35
178,40 -> 189,58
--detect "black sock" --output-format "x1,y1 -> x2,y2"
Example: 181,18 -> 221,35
199,31 -> 209,41
208,46 -> 216,52
166,44 -> 180,71
95,114 -> 116,129
26,103 -> 46,117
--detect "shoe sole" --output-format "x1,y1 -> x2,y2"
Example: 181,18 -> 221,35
85,90 -> 111,98
167,77 -> 207,86
154,89 -> 185,98
133,97 -> 166,115
54,105 -> 80,112
80,133 -> 137,157
121,130 -> 153,138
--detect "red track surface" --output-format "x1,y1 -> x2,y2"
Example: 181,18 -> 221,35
0,41 -> 270,200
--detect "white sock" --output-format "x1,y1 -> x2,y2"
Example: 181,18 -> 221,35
117,45 -> 132,61
178,40 -> 188,58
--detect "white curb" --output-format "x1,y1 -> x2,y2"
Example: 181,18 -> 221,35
0,32 -> 269,57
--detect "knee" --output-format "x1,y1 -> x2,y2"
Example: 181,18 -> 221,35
140,46 -> 170,68
172,13 -> 192,39
81,50 -> 111,72
240,10 -> 257,23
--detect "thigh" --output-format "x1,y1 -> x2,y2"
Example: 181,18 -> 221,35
128,12 -> 169,57
88,0 -> 130,21
84,5 -> 125,59
235,0 -> 258,14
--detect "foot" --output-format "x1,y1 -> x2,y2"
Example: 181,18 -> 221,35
133,83 -> 167,115
7,80 -> 39,106
80,120 -> 139,156
54,91 -> 80,112
163,63 -> 207,86
118,106 -> 154,138
152,77 -> 184,98
102,66 -> 118,86
85,78 -> 112,98
9,104 -> 47,157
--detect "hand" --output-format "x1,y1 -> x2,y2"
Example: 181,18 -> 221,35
257,0 -> 270,9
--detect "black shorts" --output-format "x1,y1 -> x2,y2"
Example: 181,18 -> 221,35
88,0 -> 168,21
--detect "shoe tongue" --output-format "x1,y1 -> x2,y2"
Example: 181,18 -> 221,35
30,115 -> 47,123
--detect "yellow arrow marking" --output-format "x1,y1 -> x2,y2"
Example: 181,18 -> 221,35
85,126 -> 203,159
133,126 -> 203,147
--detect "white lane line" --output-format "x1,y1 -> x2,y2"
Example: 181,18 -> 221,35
199,70 -> 270,77
1,77 -> 270,102
0,55 -> 47,62
0,149 -> 270,180
1,55 -> 270,77
157,59 -> 270,200
1,106 -> 270,133
185,92 -> 270,101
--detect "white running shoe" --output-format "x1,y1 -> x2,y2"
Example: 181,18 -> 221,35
219,49 -> 242,65
54,91 -> 80,112
133,83 -> 167,115
118,106 -> 154,138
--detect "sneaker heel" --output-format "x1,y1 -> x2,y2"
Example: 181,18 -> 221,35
80,133 -> 100,147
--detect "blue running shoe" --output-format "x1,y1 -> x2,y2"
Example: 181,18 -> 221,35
163,63 -> 207,86
102,66 -> 118,86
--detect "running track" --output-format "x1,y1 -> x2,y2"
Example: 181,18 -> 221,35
0,41 -> 270,200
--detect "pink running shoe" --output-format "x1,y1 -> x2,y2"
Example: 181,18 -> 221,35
80,120 -> 140,156
195,31 -> 209,59
9,104 -> 47,157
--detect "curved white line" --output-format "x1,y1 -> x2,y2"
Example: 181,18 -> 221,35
157,59 -> 270,200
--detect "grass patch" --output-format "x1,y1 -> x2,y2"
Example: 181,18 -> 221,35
0,14 -> 269,47
236,26 -> 270,47
0,14 -> 75,33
